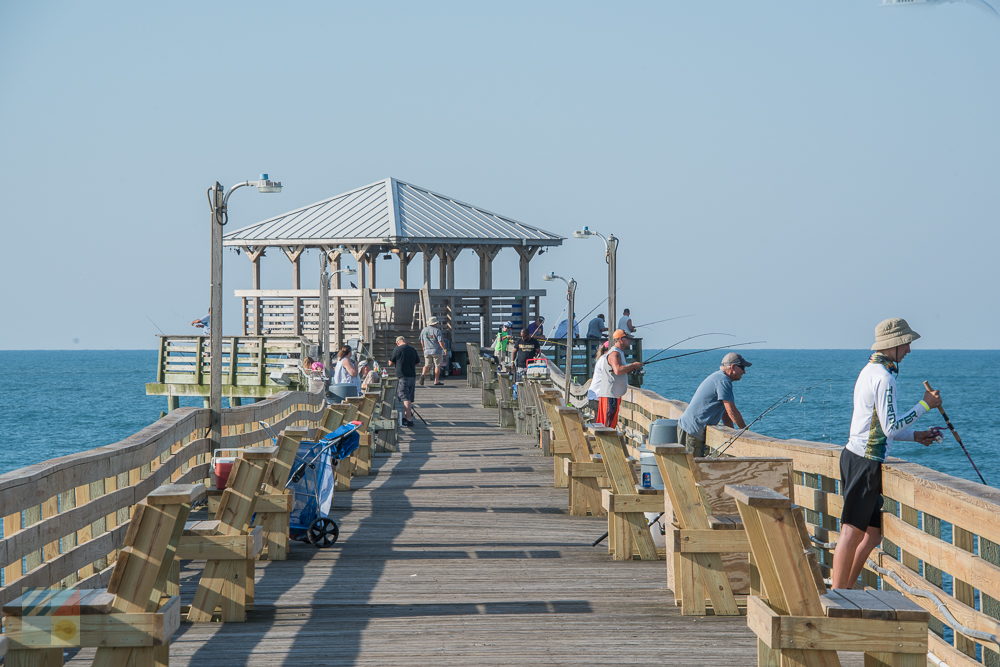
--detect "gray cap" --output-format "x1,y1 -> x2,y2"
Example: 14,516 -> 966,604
721,352 -> 751,368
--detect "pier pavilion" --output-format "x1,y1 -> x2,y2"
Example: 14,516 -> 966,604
223,177 -> 563,359
146,178 -> 564,406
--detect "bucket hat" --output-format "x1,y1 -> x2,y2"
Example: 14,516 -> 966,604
871,317 -> 920,350
427,316 -> 439,326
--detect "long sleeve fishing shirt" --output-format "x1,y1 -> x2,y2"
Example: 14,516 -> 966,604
845,360 -> 929,462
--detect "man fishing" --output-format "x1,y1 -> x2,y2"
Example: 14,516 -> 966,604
676,352 -> 750,457
831,318 -> 941,590
589,329 -> 643,427
586,313 -> 607,339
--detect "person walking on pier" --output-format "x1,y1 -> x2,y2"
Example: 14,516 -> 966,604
419,316 -> 446,386
677,353 -> 750,456
831,318 -> 941,590
389,336 -> 419,427
586,313 -> 607,339
590,329 -> 643,428
492,322 -> 513,367
617,308 -> 636,334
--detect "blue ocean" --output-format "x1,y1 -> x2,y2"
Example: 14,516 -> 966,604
0,349 -> 997,486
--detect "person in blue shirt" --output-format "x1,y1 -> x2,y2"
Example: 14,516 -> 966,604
190,309 -> 210,335
677,353 -> 750,456
586,314 -> 607,339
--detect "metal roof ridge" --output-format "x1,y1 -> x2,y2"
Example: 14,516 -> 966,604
386,177 -> 403,241
394,179 -> 563,240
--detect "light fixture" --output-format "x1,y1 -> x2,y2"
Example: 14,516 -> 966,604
541,272 -> 556,282
255,173 -> 282,193
573,226 -> 594,239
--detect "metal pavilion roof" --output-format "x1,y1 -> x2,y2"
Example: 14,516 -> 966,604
222,178 -> 564,248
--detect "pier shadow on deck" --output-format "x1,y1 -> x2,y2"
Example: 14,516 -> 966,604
69,386 -> 788,666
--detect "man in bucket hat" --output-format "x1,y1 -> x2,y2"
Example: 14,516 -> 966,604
677,352 -> 751,456
831,318 -> 942,589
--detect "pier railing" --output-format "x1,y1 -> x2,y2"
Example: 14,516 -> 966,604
145,335 -> 310,402
0,391 -> 324,612
551,367 -> 1000,666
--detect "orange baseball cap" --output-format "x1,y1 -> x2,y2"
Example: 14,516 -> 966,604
612,329 -> 632,339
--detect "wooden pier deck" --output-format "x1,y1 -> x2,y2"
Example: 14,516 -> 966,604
69,386 -> 758,665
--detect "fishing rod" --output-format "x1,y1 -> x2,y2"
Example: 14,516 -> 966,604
411,404 -> 430,426
592,512 -> 665,548
577,297 -> 608,324
640,341 -> 766,366
711,391 -> 801,457
145,314 -> 166,335
641,332 -> 736,365
630,314 -> 694,329
923,381 -> 987,485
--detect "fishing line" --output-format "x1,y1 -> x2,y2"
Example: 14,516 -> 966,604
577,297 -> 608,324
641,332 -> 736,365
145,314 -> 166,335
923,381 -> 987,485
711,383 -> 828,457
630,314 -> 695,329
640,341 -> 766,366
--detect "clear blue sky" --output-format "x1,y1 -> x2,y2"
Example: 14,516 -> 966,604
2,1 -> 997,350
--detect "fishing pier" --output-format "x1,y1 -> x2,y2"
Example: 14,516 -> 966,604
3,181 -> 998,666
3,356 -> 1000,665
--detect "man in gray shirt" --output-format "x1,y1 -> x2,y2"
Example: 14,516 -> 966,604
586,314 -> 607,339
677,352 -> 750,456
419,316 -> 446,386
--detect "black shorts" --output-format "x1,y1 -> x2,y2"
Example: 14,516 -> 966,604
839,448 -> 884,530
397,377 -> 416,403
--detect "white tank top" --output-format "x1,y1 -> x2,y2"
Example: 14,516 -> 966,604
333,358 -> 360,387
589,348 -> 628,398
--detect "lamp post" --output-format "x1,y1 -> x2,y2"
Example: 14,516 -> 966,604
207,174 -> 282,447
318,256 -> 357,375
542,272 -> 577,404
572,226 -> 618,329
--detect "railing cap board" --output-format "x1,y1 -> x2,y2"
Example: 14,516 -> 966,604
586,425 -> 619,436
653,444 -> 687,454
148,484 -> 204,506
724,484 -> 791,508
0,407 -> 208,509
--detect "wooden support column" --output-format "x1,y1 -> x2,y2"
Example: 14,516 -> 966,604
369,251 -> 377,288
282,245 -> 306,335
350,245 -> 372,290
474,245 -> 502,334
398,249 -> 415,288
516,246 -> 540,330
420,244 -> 432,290
244,246 -> 266,335
438,247 -> 448,289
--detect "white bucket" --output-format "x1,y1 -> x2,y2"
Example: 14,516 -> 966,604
639,450 -> 665,548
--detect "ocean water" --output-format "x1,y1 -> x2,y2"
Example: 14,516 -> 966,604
0,349 -> 997,486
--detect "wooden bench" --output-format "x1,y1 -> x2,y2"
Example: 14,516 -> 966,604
481,356 -> 499,408
207,429 -> 305,562
589,426 -> 661,561
538,389 -> 570,485
466,342 -> 483,388
560,409 -> 608,517
3,483 -> 201,666
369,376 -> 399,452
495,372 -> 516,429
179,447 -> 275,623
654,445 -> 793,616
726,485 -> 930,667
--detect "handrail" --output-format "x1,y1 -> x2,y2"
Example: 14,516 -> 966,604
0,390 -> 325,608
545,369 -> 1000,666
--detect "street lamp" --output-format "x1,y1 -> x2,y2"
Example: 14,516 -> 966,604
207,174 -> 282,447
318,257 -> 358,374
573,226 -> 618,330
542,271 -> 577,404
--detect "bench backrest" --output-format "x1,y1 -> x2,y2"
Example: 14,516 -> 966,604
557,408 -> 594,464
214,447 -> 276,536
540,392 -> 570,455
107,483 -> 201,613
725,485 -> 826,616
655,445 -> 793,529
466,343 -> 483,372
587,427 -> 635,495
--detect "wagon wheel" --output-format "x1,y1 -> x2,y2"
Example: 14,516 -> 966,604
307,517 -> 339,547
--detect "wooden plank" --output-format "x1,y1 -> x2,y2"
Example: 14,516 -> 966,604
675,529 -> 750,553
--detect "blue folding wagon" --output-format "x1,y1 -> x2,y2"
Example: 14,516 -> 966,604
286,423 -> 360,547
